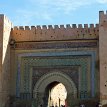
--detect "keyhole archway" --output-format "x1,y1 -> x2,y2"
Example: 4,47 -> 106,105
33,71 -> 77,107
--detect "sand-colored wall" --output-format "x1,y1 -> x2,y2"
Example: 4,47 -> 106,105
11,24 -> 99,42
0,14 -> 13,107
99,11 -> 107,105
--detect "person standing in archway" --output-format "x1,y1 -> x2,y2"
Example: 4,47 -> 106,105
65,100 -> 67,107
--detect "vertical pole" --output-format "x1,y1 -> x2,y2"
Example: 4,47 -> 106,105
59,98 -> 60,107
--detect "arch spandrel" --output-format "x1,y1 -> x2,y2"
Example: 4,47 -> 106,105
33,71 -> 77,99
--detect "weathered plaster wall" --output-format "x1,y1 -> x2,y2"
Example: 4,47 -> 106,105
11,24 -> 99,42
0,14 -> 13,107
99,11 -> 107,105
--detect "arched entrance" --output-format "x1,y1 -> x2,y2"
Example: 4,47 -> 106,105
33,72 -> 77,107
47,82 -> 67,107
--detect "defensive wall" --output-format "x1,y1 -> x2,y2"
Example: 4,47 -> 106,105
0,14 -> 13,107
99,11 -> 107,105
11,24 -> 99,42
0,11 -> 107,107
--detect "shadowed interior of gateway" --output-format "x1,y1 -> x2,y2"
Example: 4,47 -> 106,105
44,82 -> 67,107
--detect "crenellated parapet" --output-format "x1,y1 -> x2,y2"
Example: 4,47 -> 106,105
11,24 -> 99,42
13,24 -> 99,30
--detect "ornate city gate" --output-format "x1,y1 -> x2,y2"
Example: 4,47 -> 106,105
1,11 -> 107,107
14,48 -> 98,107
8,14 -> 101,107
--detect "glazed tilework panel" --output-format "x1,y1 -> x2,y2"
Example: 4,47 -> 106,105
20,56 -> 90,99
14,41 -> 97,50
32,67 -> 79,89
16,51 -> 96,99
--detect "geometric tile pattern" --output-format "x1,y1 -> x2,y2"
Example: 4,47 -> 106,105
32,67 -> 79,90
15,41 -> 97,50
16,50 -> 96,100
21,56 -> 89,99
